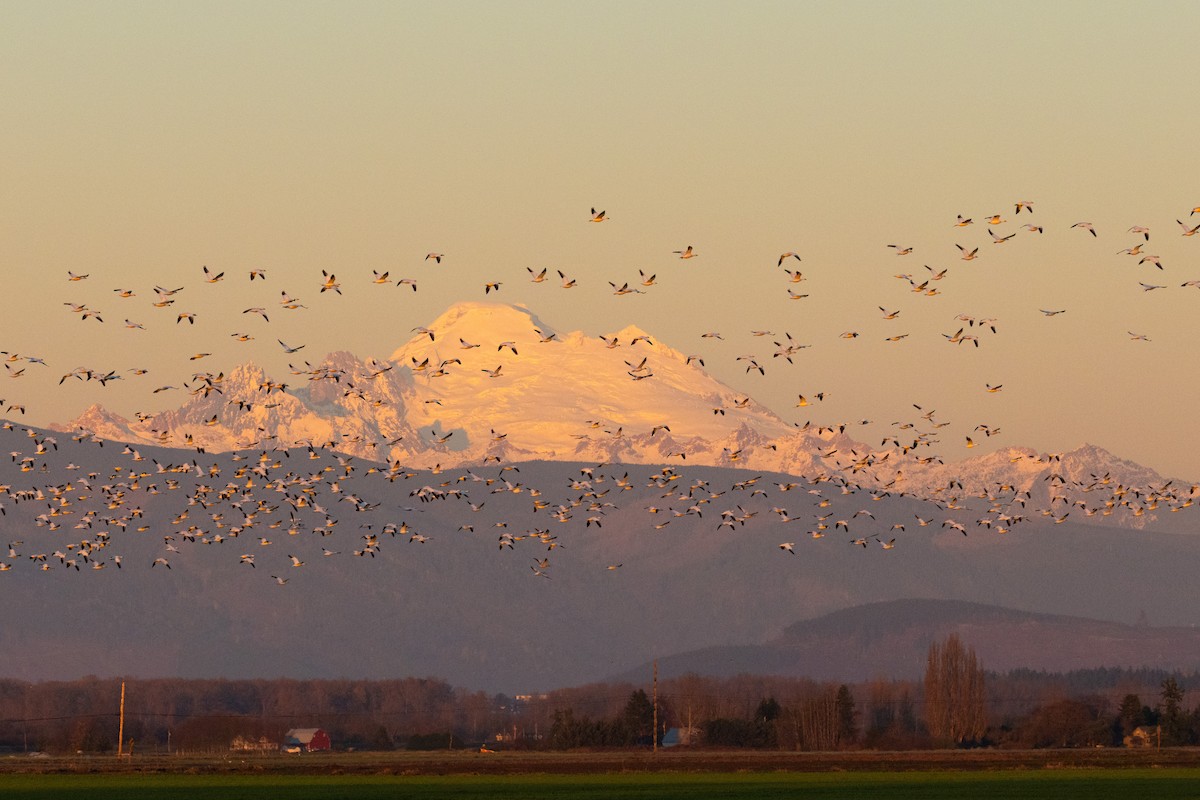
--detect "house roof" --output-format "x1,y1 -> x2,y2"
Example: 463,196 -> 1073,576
284,728 -> 324,743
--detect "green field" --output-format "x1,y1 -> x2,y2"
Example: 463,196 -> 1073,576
3,770 -> 1200,800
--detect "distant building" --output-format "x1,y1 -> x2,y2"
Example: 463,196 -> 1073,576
513,693 -> 548,705
230,735 -> 278,753
662,726 -> 700,748
282,728 -> 332,752
1124,725 -> 1158,748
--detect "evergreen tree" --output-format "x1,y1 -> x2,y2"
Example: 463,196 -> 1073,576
1160,677 -> 1183,719
755,697 -> 781,749
1118,693 -> 1145,736
623,690 -> 654,745
1159,677 -> 1187,744
835,684 -> 857,745
368,725 -> 394,751
755,697 -> 781,723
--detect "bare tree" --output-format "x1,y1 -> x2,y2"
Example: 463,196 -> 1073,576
924,633 -> 986,744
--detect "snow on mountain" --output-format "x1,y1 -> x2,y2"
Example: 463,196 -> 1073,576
894,444 -> 1171,497
389,302 -> 807,463
56,358 -> 431,461
56,302 -> 820,468
53,302 -> 1192,528
61,403 -> 143,443
869,443 -> 1186,528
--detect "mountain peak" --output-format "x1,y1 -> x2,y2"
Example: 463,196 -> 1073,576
45,300 -> 1190,534
51,402 -> 138,441
613,323 -> 654,341
1066,443 -> 1119,463
225,361 -> 267,386
1058,443 -> 1174,488
392,302 -> 555,357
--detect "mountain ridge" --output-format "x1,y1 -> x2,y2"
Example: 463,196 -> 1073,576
49,301 -> 1196,531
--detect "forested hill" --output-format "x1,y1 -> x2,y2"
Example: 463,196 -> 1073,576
611,599 -> 1200,682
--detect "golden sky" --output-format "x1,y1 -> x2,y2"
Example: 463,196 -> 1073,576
3,0 -> 1199,477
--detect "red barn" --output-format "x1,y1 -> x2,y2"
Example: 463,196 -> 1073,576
282,728 -> 331,752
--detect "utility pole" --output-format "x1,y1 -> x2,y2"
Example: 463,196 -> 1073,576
117,681 -> 126,758
652,660 -> 658,755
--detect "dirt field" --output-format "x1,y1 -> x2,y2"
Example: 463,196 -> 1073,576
5,747 -> 1200,776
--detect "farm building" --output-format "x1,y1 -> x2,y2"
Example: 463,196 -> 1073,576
1124,725 -> 1158,748
230,735 -> 278,753
662,726 -> 700,748
282,728 -> 331,752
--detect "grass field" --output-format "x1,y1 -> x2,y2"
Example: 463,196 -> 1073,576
4,770 -> 1200,800
5,750 -> 1200,799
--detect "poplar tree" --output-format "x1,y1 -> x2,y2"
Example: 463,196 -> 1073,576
923,633 -> 986,745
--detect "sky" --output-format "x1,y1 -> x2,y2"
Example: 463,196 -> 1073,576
2,0 -> 1199,479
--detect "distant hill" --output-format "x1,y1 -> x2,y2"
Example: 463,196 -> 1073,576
610,599 -> 1200,683
3,421 -> 1200,694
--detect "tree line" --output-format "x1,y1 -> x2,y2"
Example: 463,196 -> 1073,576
3,639 -> 1200,753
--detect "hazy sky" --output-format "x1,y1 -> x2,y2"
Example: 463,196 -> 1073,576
3,1 -> 1199,478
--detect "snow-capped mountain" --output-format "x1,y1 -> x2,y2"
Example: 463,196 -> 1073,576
388,302 -> 824,466
53,302 -> 1193,528
60,302 -> 826,466
60,357 -> 430,461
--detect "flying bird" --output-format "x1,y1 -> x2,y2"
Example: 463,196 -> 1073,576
320,271 -> 341,294
988,229 -> 1015,244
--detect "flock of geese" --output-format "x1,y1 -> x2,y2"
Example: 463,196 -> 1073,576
1,420 -> 1195,582
2,202 -> 1199,581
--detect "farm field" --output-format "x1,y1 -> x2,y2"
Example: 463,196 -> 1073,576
3,770 -> 1200,800
4,750 -> 1200,800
